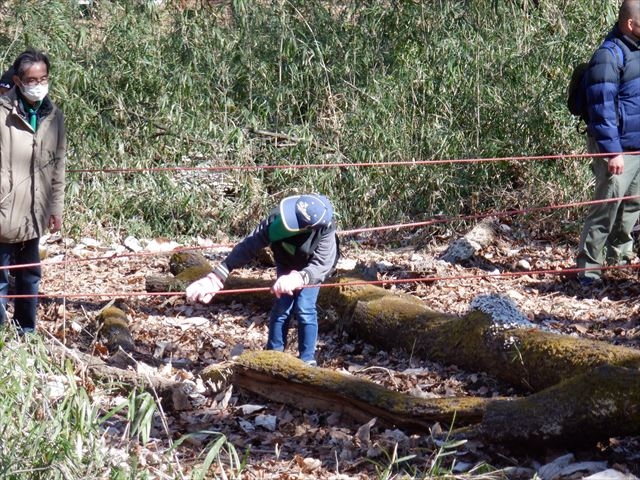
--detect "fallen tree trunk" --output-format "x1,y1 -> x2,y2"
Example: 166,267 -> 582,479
142,256 -> 640,446
57,305 -> 206,412
47,342 -> 200,412
324,278 -> 640,391
146,263 -> 640,392
146,274 -> 275,310
96,306 -> 135,353
145,252 -> 276,309
50,341 -> 640,449
477,364 -> 640,447
222,351 -> 640,448
169,251 -> 211,275
145,266 -> 212,293
227,350 -> 490,430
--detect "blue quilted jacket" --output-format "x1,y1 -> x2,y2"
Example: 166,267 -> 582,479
586,25 -> 640,154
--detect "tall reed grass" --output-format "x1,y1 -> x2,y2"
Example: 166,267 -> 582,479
0,328 -> 151,478
0,0 -> 615,241
0,327 -> 244,479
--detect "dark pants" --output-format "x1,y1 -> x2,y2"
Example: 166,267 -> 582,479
0,238 -> 41,330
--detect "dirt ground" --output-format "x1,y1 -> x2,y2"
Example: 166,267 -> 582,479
24,221 -> 640,479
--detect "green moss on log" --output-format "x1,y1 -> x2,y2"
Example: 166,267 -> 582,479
96,306 -> 135,352
492,324 -> 640,390
145,266 -> 274,310
345,289 -> 640,391
145,265 -> 212,292
169,251 -> 211,276
175,265 -> 213,283
481,365 -> 640,447
317,275 -> 425,325
232,350 -> 490,430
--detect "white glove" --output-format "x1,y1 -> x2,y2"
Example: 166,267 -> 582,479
271,271 -> 305,298
186,273 -> 224,304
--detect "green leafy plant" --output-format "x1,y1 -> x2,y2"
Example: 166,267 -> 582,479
0,327 -> 195,479
171,430 -> 246,480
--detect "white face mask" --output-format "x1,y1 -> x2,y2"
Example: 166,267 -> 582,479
20,83 -> 48,102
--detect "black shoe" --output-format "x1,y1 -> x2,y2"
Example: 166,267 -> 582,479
17,326 -> 35,336
578,276 -> 602,288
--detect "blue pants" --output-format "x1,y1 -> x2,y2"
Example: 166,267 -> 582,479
266,285 -> 320,363
0,238 -> 41,330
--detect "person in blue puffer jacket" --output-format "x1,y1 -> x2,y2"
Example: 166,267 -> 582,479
576,0 -> 640,286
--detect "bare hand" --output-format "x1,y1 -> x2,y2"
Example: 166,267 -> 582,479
49,215 -> 62,233
271,271 -> 304,298
186,273 -> 224,304
608,154 -> 624,175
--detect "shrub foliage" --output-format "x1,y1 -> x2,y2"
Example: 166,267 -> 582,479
0,0 -> 617,241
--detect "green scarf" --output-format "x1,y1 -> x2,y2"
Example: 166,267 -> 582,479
22,99 -> 42,131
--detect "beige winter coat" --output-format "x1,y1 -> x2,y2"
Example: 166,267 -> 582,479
0,89 -> 66,243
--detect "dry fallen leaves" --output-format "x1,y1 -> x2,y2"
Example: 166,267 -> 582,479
27,230 -> 640,478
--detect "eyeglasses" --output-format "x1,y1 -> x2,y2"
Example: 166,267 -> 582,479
21,76 -> 49,87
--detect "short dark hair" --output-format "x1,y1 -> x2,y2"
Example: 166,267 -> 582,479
12,48 -> 50,79
620,0 -> 640,24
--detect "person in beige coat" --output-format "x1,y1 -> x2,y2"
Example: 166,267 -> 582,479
0,48 -> 66,333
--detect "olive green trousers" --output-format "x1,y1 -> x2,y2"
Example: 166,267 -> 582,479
576,137 -> 640,279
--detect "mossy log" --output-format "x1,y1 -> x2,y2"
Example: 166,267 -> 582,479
96,306 -> 135,353
477,364 -> 640,447
169,251 -> 211,275
145,264 -> 213,293
229,350 -> 490,431
147,251 -> 325,309
226,351 -> 640,448
146,268 -> 640,392
145,271 -> 275,310
51,345 -> 640,448
138,257 -> 640,447
169,248 -> 274,275
328,279 -> 640,391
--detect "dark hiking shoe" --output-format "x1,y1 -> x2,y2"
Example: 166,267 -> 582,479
578,276 -> 602,288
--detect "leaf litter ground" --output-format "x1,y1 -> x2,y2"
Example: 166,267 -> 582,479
25,224 -> 640,479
